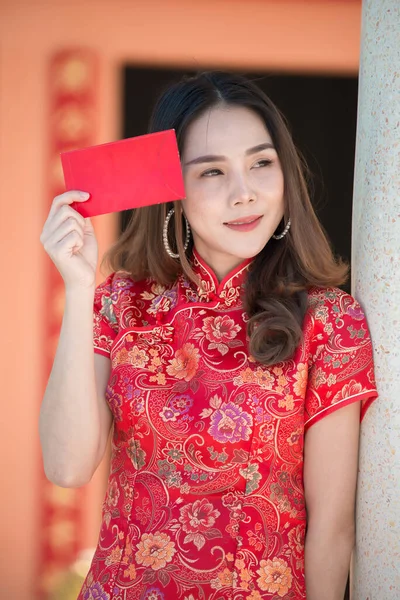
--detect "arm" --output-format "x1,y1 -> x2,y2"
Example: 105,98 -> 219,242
39,288 -> 113,488
304,401 -> 362,600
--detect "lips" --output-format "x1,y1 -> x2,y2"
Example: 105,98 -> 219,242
224,215 -> 262,225
224,215 -> 263,232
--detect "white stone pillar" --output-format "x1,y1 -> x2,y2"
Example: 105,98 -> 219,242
351,0 -> 400,598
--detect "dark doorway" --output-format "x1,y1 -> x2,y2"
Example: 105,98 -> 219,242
122,66 -> 358,294
122,65 -> 356,598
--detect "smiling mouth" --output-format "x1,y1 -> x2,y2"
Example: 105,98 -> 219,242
224,215 -> 262,225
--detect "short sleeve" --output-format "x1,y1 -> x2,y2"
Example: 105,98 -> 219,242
305,290 -> 378,430
93,273 -> 119,358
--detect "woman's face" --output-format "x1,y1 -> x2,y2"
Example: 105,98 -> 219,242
181,104 -> 285,281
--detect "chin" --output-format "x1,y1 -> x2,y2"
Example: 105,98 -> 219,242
231,242 -> 267,261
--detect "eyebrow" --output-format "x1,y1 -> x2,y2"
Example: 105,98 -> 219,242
183,142 -> 275,166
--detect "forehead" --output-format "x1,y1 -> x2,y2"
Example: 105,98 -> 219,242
183,104 -> 272,157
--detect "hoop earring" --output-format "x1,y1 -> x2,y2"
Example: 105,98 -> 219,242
162,208 -> 191,259
272,217 -> 291,240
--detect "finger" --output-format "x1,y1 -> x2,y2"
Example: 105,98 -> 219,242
48,190 -> 90,220
42,203 -> 87,242
57,230 -> 84,256
43,219 -> 84,255
41,212 -> 94,249
42,213 -> 85,247
49,205 -> 87,233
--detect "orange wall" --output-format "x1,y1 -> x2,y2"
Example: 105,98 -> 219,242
0,1 -> 361,598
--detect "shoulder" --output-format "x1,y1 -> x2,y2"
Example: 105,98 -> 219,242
307,285 -> 358,309
95,271 -> 179,327
305,285 -> 374,362
306,286 -> 367,328
94,271 -> 139,312
304,285 -> 373,355
95,270 -> 138,296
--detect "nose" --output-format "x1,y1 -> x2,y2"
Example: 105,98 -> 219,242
229,172 -> 255,206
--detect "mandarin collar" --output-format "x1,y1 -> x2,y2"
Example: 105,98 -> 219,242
184,248 -> 252,307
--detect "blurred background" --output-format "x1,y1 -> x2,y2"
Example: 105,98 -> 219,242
0,0 -> 362,598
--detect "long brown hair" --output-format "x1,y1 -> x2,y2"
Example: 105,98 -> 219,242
103,71 -> 348,365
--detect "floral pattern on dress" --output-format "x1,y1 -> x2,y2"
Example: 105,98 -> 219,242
82,249 -> 378,600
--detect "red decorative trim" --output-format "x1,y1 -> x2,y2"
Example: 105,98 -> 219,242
192,247 -> 252,297
36,49 -> 99,600
94,346 -> 111,358
304,389 -> 378,431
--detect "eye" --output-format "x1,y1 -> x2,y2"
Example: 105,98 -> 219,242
201,168 -> 223,177
253,159 -> 273,168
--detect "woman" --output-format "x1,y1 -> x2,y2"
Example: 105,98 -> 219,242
39,71 -> 378,600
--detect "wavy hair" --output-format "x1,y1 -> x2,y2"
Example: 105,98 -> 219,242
103,71 -> 348,365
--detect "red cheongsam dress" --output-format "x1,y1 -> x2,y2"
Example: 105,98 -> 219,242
78,249 -> 378,600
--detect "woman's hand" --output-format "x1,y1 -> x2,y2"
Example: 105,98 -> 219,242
40,190 -> 98,290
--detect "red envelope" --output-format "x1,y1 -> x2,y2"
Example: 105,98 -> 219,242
60,129 -> 185,218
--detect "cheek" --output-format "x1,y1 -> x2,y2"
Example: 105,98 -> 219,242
182,198 -> 212,232
256,168 -> 284,195
182,180 -> 220,224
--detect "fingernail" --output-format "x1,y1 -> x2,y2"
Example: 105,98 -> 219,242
79,192 -> 90,200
